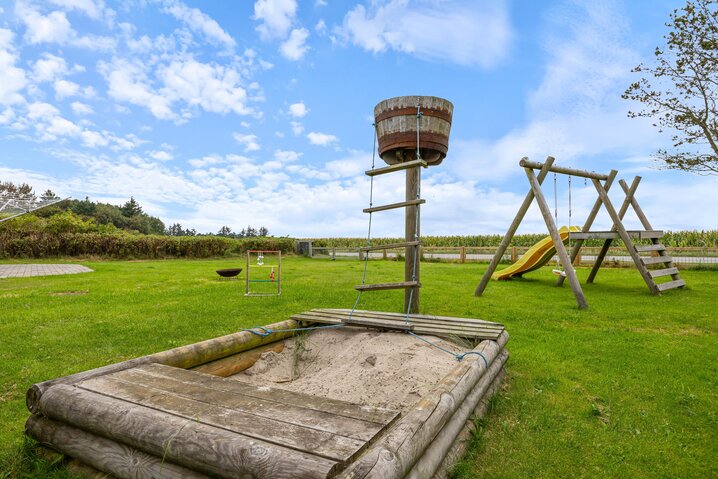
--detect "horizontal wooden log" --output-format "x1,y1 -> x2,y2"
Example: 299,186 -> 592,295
337,331 -> 509,479
365,159 -> 427,177
656,279 -> 686,291
191,341 -> 284,377
355,281 -> 421,292
309,309 -> 503,329
36,385 -> 339,479
406,350 -> 509,479
519,159 -> 608,180
359,241 -> 421,252
26,415 -> 209,479
649,267 -> 679,278
363,199 -> 425,214
26,319 -> 298,414
342,317 -> 415,331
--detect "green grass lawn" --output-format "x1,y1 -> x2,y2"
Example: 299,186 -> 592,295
1,257 -> 716,478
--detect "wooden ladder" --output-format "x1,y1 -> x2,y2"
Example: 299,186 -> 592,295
354,159 -> 428,311
635,238 -> 686,292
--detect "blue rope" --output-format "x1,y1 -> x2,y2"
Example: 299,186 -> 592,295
408,331 -> 488,366
242,323 -> 346,337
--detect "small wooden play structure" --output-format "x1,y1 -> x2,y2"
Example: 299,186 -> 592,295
475,156 -> 686,309
25,96 -> 509,479
245,249 -> 281,296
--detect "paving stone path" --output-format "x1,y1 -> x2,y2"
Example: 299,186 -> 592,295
0,264 -> 93,279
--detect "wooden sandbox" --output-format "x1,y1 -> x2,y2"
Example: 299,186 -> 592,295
25,309 -> 509,479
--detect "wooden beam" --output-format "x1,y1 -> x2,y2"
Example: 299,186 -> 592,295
360,241 -> 420,252
557,170 -> 617,287
475,157 -> 554,296
365,159 -> 427,177
519,159 -> 609,180
363,199 -> 425,213
569,230 -> 664,240
657,279 -> 686,291
355,281 -> 420,291
591,178 -> 660,294
587,176 -> 640,284
405,165 -> 421,314
342,317 -> 415,331
526,167 -> 588,309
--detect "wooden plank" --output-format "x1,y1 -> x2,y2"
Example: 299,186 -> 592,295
355,281 -> 421,291
405,164 -> 421,314
650,267 -> 679,278
363,199 -> 425,214
586,175 -> 639,284
475,157 -> 553,296
26,415 -> 210,479
78,375 -> 367,462
636,244 -> 666,252
37,385 -> 339,479
365,159 -> 427,176
519,158 -> 609,180
343,317 -> 415,331
136,363 -> 398,426
192,342 -> 284,377
641,255 -> 674,265
656,279 -> 686,291
301,309 -> 503,330
360,241 -> 421,252
639,230 -> 664,239
526,167 -> 588,309
97,367 -> 386,442
569,230 -> 663,240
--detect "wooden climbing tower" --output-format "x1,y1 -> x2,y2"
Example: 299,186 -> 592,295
475,157 -> 686,309
356,96 -> 453,314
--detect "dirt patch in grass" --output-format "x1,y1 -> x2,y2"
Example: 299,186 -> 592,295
49,290 -> 89,296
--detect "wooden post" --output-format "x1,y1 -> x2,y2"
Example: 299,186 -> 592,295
460,247 -> 466,263
587,176 -> 640,283
245,250 -> 250,295
591,178 -> 660,294
511,246 -> 518,262
332,247 -> 336,260
383,248 -> 387,260
475,157 -> 554,296
525,167 -> 588,309
405,165 -> 420,314
556,170 -> 617,286
358,249 -> 364,261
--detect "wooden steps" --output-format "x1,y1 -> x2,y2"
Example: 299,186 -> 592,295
363,199 -> 425,214
365,159 -> 427,177
650,267 -> 679,278
292,308 -> 505,341
355,281 -> 420,292
360,241 -> 421,252
656,279 -> 686,291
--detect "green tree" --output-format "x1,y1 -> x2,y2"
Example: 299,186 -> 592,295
623,0 -> 718,174
217,226 -> 233,237
120,197 -> 143,217
72,196 -> 97,216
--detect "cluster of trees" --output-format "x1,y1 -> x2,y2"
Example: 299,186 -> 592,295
166,224 -> 270,238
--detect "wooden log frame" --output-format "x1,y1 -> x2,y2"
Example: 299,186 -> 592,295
26,318 -> 300,414
337,331 -> 509,479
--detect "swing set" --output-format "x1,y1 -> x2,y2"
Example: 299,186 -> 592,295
245,250 -> 281,296
475,156 -> 686,309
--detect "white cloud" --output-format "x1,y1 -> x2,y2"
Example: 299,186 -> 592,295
337,0 -> 512,68
254,0 -> 297,40
274,149 -> 301,162
288,101 -> 308,118
162,0 -> 236,50
48,0 -> 105,20
0,108 -> 15,125
290,121 -> 304,135
149,150 -> 174,161
70,101 -> 93,115
307,131 -> 338,146
54,79 -> 80,99
315,19 -> 326,35
280,27 -> 310,60
0,29 -> 27,105
99,58 -> 175,120
233,132 -> 261,151
32,53 -> 67,82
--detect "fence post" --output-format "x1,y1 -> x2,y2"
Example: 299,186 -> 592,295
511,246 -> 518,262
383,248 -> 387,260
332,247 -> 336,261
575,252 -> 581,266
460,246 -> 466,263
358,249 -> 364,261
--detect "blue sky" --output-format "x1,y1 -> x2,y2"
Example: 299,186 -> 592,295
0,0 -> 715,237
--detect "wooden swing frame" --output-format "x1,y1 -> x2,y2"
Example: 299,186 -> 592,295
474,156 -> 685,309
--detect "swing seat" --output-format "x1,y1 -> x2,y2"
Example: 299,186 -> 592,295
552,269 -> 566,277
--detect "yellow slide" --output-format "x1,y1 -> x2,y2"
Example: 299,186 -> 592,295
492,226 -> 581,280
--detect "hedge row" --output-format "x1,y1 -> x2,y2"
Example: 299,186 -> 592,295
0,233 -> 295,259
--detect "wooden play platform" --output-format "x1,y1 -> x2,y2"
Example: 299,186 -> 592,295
25,313 -> 508,479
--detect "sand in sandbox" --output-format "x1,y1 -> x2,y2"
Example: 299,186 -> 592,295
233,328 -> 465,411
